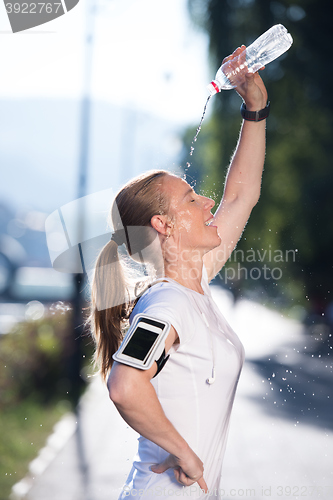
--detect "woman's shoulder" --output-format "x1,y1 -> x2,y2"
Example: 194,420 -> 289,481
135,281 -> 192,311
131,282 -> 196,344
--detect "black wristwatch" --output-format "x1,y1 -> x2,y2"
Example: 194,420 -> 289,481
240,101 -> 270,122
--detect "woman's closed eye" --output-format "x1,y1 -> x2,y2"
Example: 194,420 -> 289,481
189,191 -> 197,202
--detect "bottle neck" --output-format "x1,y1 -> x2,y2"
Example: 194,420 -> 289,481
207,80 -> 220,96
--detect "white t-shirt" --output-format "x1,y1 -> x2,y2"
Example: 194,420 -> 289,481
119,266 -> 245,499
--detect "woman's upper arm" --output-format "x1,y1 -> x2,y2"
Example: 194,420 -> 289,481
203,197 -> 254,281
108,325 -> 178,402
165,324 -> 179,353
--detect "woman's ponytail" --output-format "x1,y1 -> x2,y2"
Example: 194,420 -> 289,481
90,239 -> 130,380
89,170 -> 170,381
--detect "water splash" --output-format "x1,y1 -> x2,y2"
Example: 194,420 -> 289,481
184,95 -> 211,176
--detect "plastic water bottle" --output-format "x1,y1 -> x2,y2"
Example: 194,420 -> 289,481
207,24 -> 293,95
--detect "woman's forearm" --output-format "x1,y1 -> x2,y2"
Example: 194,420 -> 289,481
222,118 -> 266,207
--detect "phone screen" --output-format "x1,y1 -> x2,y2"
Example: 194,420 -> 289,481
123,326 -> 159,362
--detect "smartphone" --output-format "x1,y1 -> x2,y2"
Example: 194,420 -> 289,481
113,314 -> 170,370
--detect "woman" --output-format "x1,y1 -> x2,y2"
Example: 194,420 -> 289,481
90,47 -> 268,498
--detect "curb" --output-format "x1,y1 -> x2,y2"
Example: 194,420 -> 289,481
10,412 -> 77,500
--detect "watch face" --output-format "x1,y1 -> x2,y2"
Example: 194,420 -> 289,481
122,327 -> 159,362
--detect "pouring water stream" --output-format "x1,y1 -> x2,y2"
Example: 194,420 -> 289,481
185,95 -> 211,175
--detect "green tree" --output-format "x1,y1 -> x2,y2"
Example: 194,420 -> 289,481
186,0 -> 333,312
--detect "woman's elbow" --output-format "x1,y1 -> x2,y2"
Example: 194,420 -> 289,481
250,188 -> 261,208
108,381 -> 123,405
108,378 -> 133,407
108,366 -> 136,406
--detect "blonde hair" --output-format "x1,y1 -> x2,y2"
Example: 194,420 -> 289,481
89,170 -> 171,380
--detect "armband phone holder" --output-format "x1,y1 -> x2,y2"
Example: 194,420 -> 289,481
112,314 -> 171,374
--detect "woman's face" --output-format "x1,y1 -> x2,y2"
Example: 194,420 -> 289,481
163,174 -> 221,254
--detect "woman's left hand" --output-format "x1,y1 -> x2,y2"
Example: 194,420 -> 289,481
222,45 -> 268,110
151,450 -> 208,493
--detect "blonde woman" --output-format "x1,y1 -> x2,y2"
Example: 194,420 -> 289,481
90,47 -> 268,499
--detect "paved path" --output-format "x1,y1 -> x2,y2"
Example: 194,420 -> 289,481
12,287 -> 333,500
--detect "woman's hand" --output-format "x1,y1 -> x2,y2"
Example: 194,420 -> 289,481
222,45 -> 268,110
151,448 -> 208,493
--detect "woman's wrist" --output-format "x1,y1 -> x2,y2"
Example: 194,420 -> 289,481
240,101 -> 270,121
174,440 -> 192,460
243,98 -> 267,112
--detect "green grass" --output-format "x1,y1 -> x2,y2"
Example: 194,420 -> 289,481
0,399 -> 71,500
0,307 -> 93,500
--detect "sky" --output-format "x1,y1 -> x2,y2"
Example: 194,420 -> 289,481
0,0 -> 211,125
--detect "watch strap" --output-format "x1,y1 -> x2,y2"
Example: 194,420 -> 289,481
240,101 -> 270,121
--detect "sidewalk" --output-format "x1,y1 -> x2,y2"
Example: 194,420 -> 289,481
12,287 -> 333,500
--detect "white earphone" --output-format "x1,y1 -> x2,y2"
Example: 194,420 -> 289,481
206,367 -> 216,385
201,312 -> 216,385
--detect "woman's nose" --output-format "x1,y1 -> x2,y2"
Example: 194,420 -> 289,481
203,196 -> 215,210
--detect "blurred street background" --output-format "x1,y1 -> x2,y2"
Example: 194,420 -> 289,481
9,288 -> 333,500
0,0 -> 332,499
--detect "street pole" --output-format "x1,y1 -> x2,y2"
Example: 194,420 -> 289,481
70,0 -> 96,404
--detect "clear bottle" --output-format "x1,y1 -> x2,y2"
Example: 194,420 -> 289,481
207,24 -> 293,95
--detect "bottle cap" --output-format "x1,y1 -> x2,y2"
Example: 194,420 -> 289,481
207,80 -> 220,96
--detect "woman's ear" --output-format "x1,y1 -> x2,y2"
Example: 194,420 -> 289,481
151,215 -> 171,236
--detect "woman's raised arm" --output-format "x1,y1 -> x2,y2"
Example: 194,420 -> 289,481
204,46 -> 268,281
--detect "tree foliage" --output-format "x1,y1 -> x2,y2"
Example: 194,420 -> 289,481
185,0 -> 333,312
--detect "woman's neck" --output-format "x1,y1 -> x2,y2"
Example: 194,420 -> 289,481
164,257 -> 204,295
